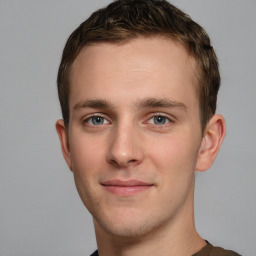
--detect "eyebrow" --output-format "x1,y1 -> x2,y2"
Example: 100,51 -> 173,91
73,99 -> 114,110
73,97 -> 187,111
136,97 -> 187,110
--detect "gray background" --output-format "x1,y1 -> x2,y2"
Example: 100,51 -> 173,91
0,0 -> 255,255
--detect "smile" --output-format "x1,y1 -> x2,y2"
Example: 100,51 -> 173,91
101,180 -> 154,196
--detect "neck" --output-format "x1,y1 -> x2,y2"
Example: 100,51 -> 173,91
95,226 -> 205,256
94,186 -> 206,256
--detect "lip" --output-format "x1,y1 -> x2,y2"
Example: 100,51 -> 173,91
101,179 -> 153,196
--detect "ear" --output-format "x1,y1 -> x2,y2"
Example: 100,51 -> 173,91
56,119 -> 72,171
196,114 -> 226,172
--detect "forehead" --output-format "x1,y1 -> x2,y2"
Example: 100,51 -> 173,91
69,37 -> 199,109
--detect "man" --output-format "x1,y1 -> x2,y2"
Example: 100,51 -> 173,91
56,0 -> 240,255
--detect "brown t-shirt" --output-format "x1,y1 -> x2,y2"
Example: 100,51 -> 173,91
90,241 -> 241,256
192,241 -> 241,256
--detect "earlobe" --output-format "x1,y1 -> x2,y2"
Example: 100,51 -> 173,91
196,114 -> 226,172
55,119 -> 72,171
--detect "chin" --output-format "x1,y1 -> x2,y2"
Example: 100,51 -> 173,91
93,207 -> 165,239
97,219 -> 154,238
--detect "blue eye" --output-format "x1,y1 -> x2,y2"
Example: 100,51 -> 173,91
91,116 -> 104,125
150,116 -> 170,125
86,116 -> 109,125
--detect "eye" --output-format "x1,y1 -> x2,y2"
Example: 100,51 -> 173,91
148,115 -> 171,125
85,116 -> 110,126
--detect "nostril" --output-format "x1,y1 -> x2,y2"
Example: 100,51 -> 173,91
108,157 -> 140,168
110,159 -> 118,166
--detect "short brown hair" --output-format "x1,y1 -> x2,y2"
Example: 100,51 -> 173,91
57,0 -> 220,131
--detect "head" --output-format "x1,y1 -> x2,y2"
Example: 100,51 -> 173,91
57,0 -> 220,132
56,0 -> 225,241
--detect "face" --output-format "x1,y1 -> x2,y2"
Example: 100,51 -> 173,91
58,37 -> 207,238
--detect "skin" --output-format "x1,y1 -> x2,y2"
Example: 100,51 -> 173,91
56,37 -> 225,256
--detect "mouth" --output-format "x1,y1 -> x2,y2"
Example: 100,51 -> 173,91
101,179 -> 154,196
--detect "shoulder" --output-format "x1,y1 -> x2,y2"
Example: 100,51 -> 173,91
193,241 -> 242,256
209,245 -> 241,256
90,250 -> 98,256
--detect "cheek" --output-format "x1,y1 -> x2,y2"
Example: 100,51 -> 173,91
147,134 -> 199,206
148,134 -> 198,168
146,131 -> 201,188
69,132 -> 106,174
69,133 -> 106,211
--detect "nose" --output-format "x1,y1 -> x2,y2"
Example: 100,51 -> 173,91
106,123 -> 144,168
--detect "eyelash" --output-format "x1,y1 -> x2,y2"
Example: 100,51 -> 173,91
82,113 -> 173,127
147,114 -> 172,125
83,114 -> 110,126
